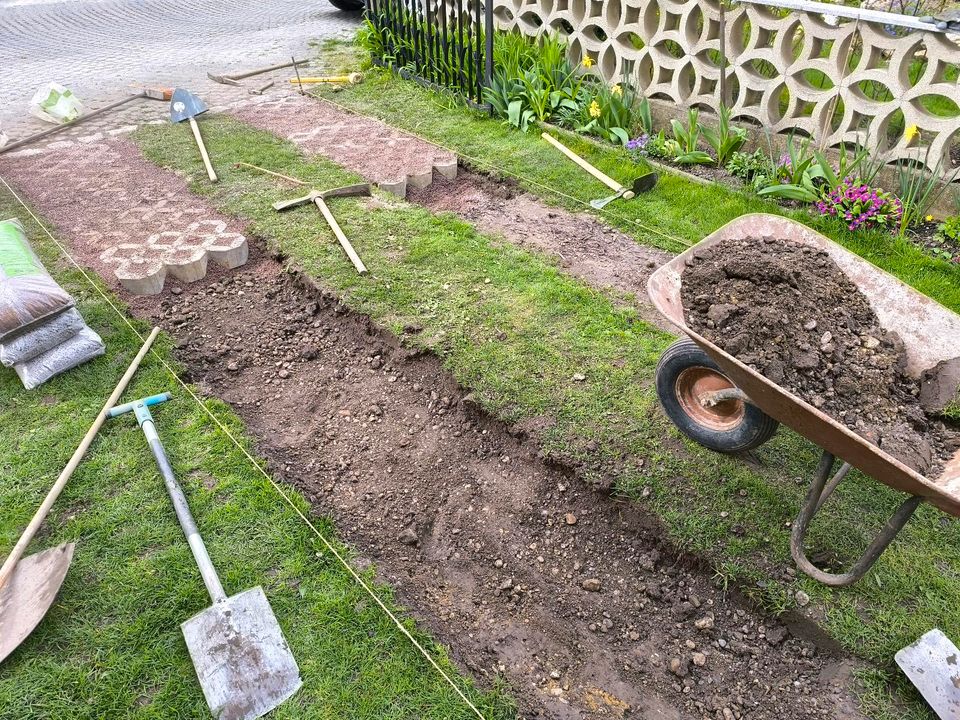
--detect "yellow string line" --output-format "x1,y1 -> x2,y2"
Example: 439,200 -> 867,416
0,174 -> 488,720
311,93 -> 693,252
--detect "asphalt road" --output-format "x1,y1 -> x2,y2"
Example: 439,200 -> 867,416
0,0 -> 361,133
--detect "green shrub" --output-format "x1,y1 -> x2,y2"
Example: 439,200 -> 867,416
938,215 -> 960,243
699,105 -> 747,167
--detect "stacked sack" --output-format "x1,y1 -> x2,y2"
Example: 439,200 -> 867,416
0,218 -> 105,389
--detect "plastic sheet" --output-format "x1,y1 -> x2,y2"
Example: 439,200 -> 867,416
29,83 -> 84,124
14,326 -> 105,390
0,307 -> 86,367
0,218 -> 75,341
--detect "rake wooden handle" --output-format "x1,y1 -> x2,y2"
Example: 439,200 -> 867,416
314,197 -> 367,274
0,328 -> 161,590
541,132 -> 623,193
189,118 -> 218,183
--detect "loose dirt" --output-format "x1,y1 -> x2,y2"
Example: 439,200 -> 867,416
119,242 -> 865,720
681,237 -> 960,476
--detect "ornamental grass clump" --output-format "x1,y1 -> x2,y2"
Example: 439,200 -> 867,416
816,177 -> 903,232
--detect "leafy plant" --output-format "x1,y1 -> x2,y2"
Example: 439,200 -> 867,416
726,149 -> 774,190
573,81 -> 638,145
758,133 -> 822,202
895,148 -> 960,235
938,215 -> 960,243
699,104 -> 747,167
816,177 -> 903,232
642,130 -> 671,159
667,108 -> 713,164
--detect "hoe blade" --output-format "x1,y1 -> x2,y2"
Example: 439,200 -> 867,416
181,586 -> 301,720
0,543 -> 75,664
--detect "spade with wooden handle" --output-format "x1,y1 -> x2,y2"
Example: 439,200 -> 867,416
170,89 -> 217,182
0,328 -> 160,665
541,132 -> 657,208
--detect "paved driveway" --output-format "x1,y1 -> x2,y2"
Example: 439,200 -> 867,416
0,0 -> 360,135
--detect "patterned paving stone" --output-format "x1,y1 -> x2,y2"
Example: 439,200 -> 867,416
0,138 -> 249,294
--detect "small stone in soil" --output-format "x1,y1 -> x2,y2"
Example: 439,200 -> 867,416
582,578 -> 602,592
564,513 -> 578,525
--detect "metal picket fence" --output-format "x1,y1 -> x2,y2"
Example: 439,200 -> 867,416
365,0 -> 493,106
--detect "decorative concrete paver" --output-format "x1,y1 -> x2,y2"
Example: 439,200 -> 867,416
0,138 -> 248,295
231,94 -> 458,197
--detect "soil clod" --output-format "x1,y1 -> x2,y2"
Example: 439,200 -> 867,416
681,237 -> 958,476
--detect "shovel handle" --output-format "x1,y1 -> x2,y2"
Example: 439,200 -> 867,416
541,132 -> 623,193
189,118 -> 218,183
0,328 -> 161,590
315,197 -> 367,274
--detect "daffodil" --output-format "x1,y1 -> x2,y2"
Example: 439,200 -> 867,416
582,56 -> 594,68
589,100 -> 601,118
904,124 -> 920,143
611,84 -> 623,97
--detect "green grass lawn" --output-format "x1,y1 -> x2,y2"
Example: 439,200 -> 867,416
0,195 -> 512,719
132,110 -> 960,718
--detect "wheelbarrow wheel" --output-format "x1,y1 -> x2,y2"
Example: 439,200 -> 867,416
656,338 -> 778,453
328,0 -> 365,10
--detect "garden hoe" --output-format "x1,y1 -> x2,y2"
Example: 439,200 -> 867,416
108,393 -> 301,720
541,132 -> 658,209
274,183 -> 371,274
170,88 -> 218,182
0,328 -> 159,665
207,58 -> 308,86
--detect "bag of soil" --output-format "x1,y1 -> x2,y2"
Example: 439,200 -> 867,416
0,307 -> 86,366
14,326 -> 105,390
0,218 -> 74,342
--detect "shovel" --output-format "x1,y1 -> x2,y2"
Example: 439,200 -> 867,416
170,89 -> 218,182
0,328 -> 159,664
540,132 -> 658,208
107,393 -> 301,720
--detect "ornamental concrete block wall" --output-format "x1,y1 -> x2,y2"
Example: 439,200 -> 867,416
492,0 -> 960,175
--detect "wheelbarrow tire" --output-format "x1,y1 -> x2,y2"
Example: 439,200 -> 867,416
656,338 -> 778,453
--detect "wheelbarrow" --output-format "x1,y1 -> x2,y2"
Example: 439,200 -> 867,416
647,214 -> 960,586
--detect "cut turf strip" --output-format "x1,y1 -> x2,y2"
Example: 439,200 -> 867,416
0,139 -> 248,295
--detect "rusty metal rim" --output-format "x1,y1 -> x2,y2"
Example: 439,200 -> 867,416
674,366 -> 745,431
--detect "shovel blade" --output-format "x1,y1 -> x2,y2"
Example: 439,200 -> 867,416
181,586 -> 301,720
0,543 -> 75,664
170,88 -> 209,124
895,628 -> 960,719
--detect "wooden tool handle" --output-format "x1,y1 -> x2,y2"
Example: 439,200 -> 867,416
315,197 -> 367,275
189,118 -> 218,183
231,58 -> 307,81
541,132 -> 622,193
0,328 -> 161,589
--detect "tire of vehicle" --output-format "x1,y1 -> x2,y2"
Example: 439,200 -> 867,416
329,0 -> 364,10
655,338 -> 779,453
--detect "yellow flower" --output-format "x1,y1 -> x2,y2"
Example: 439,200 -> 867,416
589,100 -> 601,118
611,84 -> 623,97
904,124 -> 920,143
926,214 -> 935,222
582,56 -> 595,68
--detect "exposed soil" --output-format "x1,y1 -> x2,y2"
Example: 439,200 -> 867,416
118,242 -> 867,720
681,237 -> 960,476
407,171 -> 673,329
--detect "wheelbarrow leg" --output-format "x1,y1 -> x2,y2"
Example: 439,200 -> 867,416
790,450 -> 923,586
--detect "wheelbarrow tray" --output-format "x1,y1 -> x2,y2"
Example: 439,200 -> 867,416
648,213 -> 960,517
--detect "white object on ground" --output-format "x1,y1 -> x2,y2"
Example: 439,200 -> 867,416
0,307 -> 85,366
29,83 -> 84,124
14,326 -> 105,389
895,628 -> 960,720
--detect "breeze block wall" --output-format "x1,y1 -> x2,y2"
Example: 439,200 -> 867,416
493,0 -> 960,175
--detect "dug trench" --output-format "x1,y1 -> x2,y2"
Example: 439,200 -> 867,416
122,242 -> 866,720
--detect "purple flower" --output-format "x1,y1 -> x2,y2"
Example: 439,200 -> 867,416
626,134 -> 649,151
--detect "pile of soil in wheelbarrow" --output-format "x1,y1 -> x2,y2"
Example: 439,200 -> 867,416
680,237 -> 960,476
